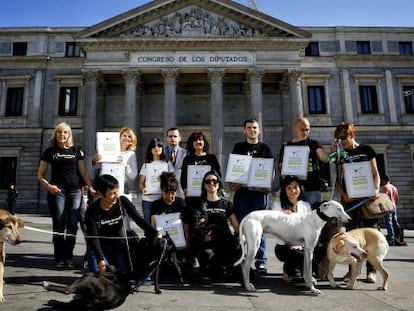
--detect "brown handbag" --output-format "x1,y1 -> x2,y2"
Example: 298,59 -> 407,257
362,193 -> 395,219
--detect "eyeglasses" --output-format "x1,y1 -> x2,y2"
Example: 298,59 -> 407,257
152,143 -> 163,148
338,135 -> 348,141
204,179 -> 219,185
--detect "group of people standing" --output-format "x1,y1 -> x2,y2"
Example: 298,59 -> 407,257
35,117 -> 400,286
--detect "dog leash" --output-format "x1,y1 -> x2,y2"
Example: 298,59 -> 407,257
345,198 -> 372,213
23,225 -> 138,240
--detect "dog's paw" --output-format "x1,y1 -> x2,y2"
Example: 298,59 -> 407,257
246,283 -> 256,292
0,294 -> 5,303
377,286 -> 386,291
42,281 -> 49,289
155,289 -> 162,294
329,282 -> 338,288
310,286 -> 322,295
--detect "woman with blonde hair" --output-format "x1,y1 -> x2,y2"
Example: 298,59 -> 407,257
37,122 -> 96,269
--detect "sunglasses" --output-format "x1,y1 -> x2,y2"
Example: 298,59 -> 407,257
204,179 -> 219,185
152,143 -> 163,148
338,135 -> 348,141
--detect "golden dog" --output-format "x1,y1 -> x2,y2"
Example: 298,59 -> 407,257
0,209 -> 24,303
327,228 -> 389,290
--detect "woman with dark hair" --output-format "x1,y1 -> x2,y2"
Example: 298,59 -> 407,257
138,138 -> 173,223
194,170 -> 240,279
272,175 -> 311,283
85,174 -> 158,274
180,131 -> 221,211
150,171 -> 187,228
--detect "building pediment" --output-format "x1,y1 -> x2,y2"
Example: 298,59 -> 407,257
77,0 -> 311,40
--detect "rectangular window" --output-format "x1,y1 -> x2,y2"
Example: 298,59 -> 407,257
0,157 -> 17,189
305,42 -> 320,56
5,87 -> 24,116
307,86 -> 326,114
359,85 -> 378,113
59,87 -> 78,116
12,42 -> 27,56
65,42 -> 81,57
398,41 -> 413,55
403,86 -> 414,113
357,41 -> 371,55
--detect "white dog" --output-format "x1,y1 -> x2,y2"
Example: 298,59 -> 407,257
234,200 -> 351,295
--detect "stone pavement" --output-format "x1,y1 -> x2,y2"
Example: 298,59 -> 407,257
2,214 -> 414,311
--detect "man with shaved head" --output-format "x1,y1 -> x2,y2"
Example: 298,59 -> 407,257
278,117 -> 328,204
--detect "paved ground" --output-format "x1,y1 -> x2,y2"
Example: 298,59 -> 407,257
2,214 -> 414,311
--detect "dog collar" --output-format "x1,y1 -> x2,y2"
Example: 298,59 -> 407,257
316,209 -> 330,221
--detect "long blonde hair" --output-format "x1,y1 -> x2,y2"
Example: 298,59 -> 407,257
49,122 -> 73,147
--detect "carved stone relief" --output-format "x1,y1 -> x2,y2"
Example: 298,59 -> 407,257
116,6 -> 267,38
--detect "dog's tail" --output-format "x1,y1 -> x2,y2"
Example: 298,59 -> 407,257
234,217 -> 247,267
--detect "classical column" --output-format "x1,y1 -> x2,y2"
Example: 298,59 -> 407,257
208,68 -> 225,166
288,69 -> 304,118
161,68 -> 179,132
32,70 -> 43,126
341,68 -> 353,121
82,70 -> 101,175
123,69 -> 141,131
247,68 -> 265,132
385,69 -> 398,124
280,73 -> 291,142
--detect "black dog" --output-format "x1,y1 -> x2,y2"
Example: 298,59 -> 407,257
128,231 -> 184,294
43,268 -> 130,310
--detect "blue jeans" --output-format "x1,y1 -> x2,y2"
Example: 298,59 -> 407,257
142,200 -> 153,224
234,189 -> 268,266
86,242 -> 130,274
383,210 -> 399,243
303,191 -> 322,205
47,188 -> 82,262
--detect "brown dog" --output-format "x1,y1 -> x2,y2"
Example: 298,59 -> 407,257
327,228 -> 389,290
0,209 -> 24,303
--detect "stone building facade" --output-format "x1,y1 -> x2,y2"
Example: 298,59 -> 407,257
0,0 -> 413,227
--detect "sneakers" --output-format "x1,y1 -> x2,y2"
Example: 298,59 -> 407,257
56,260 -> 65,269
256,263 -> 267,274
65,260 -> 75,269
366,272 -> 377,283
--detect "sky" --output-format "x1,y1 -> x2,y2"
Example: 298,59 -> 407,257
0,0 -> 413,28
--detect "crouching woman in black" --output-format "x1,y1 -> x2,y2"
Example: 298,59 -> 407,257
85,174 -> 158,274
195,170 -> 240,279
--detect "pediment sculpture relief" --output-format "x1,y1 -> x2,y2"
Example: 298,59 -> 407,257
117,6 -> 270,38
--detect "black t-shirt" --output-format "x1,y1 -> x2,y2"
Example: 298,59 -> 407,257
204,199 -> 235,237
85,196 -> 157,262
340,144 -> 377,195
278,138 -> 323,191
40,145 -> 84,190
232,141 -> 273,158
181,153 -> 221,189
151,196 -> 189,223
